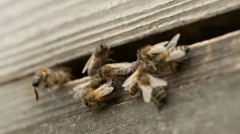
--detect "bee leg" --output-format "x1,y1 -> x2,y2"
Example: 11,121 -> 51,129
115,76 -> 127,81
108,50 -> 114,56
158,67 -> 163,74
105,100 -> 114,105
148,60 -> 157,71
48,85 -> 53,93
46,81 -> 53,93
176,61 -> 190,66
96,102 -> 103,110
168,63 -> 177,75
174,61 -> 191,71
66,77 -> 73,82
106,58 -> 116,64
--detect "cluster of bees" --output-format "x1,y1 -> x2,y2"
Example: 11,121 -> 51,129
31,33 -> 190,110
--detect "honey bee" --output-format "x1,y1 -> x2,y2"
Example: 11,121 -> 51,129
154,45 -> 190,73
82,40 -> 111,77
123,63 -> 167,102
73,77 -> 103,100
31,68 -> 74,101
97,62 -> 136,81
80,81 -> 114,109
137,33 -> 180,61
122,62 -> 146,95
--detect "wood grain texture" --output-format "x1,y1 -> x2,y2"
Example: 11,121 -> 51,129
1,30 -> 240,134
0,0 -> 240,84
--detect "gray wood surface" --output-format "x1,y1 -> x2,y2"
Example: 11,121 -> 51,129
1,30 -> 240,134
0,0 -> 240,84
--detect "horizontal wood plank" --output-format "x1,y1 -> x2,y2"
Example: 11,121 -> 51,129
0,0 -> 240,84
1,30 -> 240,134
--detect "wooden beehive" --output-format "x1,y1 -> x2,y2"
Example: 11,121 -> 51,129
1,0 -> 240,134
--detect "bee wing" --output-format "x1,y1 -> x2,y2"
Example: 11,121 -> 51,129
110,62 -> 133,75
82,55 -> 93,74
122,69 -> 138,88
166,33 -> 180,50
148,74 -> 167,88
94,80 -> 113,92
124,81 -> 137,92
73,86 -> 90,99
73,81 -> 90,91
95,87 -> 114,99
124,85 -> 130,91
108,62 -> 131,67
139,84 -> 153,103
146,41 -> 169,54
130,61 -> 139,72
165,49 -> 186,62
95,81 -> 114,99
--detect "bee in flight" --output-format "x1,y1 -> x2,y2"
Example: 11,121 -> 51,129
31,68 -> 74,101
137,33 -> 180,61
97,62 -> 137,81
82,39 -> 111,77
122,63 -> 167,103
74,80 -> 114,109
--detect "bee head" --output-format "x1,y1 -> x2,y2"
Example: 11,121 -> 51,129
142,46 -> 151,53
152,60 -> 158,68
83,99 -> 90,107
184,46 -> 190,54
100,43 -> 108,50
90,79 -> 102,90
146,60 -> 158,71
137,46 -> 151,60
136,49 -> 141,60
137,62 -> 147,72
86,93 -> 95,103
32,73 -> 43,87
95,43 -> 109,56
99,66 -> 111,78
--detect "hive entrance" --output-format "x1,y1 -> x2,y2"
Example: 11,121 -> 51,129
56,9 -> 240,79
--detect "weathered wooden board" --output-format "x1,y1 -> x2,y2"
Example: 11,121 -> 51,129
0,0 -> 240,84
1,30 -> 240,134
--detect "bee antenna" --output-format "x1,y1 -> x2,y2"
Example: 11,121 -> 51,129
96,70 -> 100,78
100,35 -> 107,45
34,88 -> 39,102
97,69 -> 103,78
